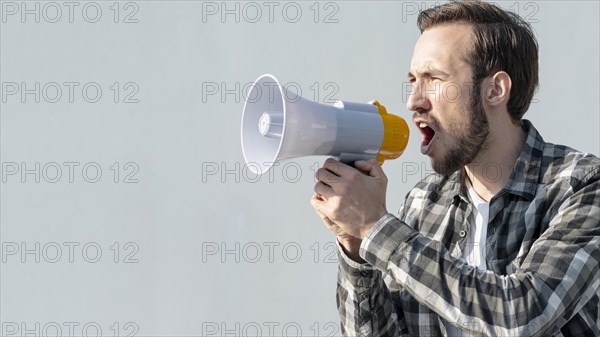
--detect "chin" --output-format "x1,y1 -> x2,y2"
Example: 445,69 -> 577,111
430,156 -> 463,176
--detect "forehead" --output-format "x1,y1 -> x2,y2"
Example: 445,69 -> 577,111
410,23 -> 473,75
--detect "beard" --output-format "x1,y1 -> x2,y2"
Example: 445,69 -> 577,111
430,82 -> 490,176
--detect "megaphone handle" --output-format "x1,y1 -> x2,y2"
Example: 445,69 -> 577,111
337,153 -> 376,165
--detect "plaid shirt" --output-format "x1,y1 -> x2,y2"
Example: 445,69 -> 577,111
336,120 -> 600,337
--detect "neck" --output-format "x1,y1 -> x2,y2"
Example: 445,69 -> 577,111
464,118 -> 526,202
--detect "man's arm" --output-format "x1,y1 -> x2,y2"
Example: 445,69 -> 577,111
336,225 -> 407,337
312,197 -> 405,337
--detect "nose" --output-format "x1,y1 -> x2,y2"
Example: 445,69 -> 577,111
406,81 -> 431,114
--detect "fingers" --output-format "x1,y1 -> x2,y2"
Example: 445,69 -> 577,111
310,194 -> 334,224
315,158 -> 349,186
353,159 -> 374,174
323,158 -> 355,179
315,166 -> 341,187
315,158 -> 387,202
354,158 -> 387,181
316,158 -> 364,187
314,181 -> 334,199
311,194 -> 341,235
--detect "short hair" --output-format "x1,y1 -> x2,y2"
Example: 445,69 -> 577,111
417,0 -> 539,121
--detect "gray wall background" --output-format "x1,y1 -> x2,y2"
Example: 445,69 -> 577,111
1,1 -> 598,336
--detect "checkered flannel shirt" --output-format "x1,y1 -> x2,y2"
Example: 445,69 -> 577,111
337,120 -> 600,336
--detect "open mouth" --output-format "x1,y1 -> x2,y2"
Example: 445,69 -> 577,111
417,122 -> 437,154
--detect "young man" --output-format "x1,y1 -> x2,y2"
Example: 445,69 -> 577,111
310,1 -> 600,336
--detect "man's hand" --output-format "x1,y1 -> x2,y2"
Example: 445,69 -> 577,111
311,199 -> 366,262
310,158 -> 389,240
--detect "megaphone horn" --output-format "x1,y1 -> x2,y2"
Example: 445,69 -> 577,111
241,74 -> 409,175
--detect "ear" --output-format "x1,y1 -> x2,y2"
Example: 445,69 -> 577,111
484,71 -> 512,107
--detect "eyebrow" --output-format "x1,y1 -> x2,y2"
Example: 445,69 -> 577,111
407,68 -> 450,80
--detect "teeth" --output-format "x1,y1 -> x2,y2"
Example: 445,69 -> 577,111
419,122 -> 428,128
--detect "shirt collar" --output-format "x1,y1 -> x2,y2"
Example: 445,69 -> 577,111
501,119 -> 544,201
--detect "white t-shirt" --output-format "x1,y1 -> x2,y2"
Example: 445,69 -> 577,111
447,186 -> 490,336
463,186 -> 490,271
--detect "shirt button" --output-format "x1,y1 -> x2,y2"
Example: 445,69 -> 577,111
459,230 -> 467,237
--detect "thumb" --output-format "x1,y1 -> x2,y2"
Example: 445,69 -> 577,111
355,159 -> 385,178
311,194 -> 337,228
311,194 -> 333,221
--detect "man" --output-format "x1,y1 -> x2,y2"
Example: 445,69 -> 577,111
310,1 -> 600,336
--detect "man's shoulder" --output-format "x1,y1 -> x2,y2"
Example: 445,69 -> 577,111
539,141 -> 600,188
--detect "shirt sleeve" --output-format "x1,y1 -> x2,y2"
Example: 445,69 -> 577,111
336,214 -> 405,337
359,171 -> 600,337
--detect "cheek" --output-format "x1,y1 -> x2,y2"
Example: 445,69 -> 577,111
436,103 -> 469,136
441,83 -> 463,103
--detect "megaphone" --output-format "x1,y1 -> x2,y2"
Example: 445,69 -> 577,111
241,74 -> 410,175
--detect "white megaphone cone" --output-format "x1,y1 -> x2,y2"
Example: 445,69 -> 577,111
241,74 -> 410,175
